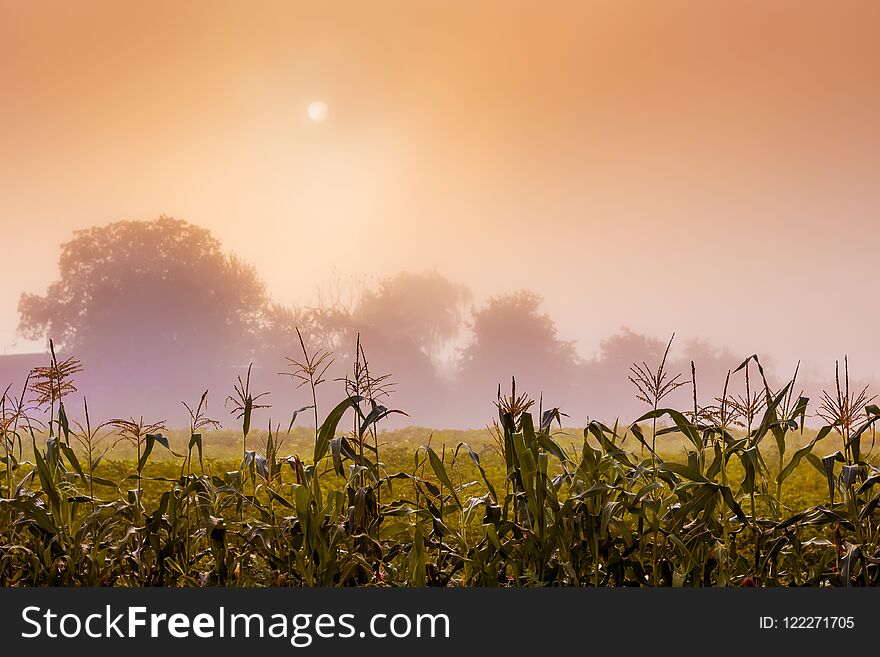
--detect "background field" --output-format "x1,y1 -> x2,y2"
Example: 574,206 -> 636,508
83,424 -> 830,513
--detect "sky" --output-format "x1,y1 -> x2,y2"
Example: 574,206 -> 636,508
2,0 -> 879,381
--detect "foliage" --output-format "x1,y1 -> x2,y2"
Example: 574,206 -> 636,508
17,217 -> 270,422
355,270 -> 471,361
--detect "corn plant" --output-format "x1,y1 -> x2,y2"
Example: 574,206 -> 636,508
4,337 -> 880,588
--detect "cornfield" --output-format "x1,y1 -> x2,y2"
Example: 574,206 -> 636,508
1,339 -> 879,587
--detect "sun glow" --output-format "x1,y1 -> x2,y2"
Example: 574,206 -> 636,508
307,100 -> 328,122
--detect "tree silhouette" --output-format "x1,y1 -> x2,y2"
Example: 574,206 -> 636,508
457,290 -> 580,418
355,270 -> 470,366
18,216 -> 270,418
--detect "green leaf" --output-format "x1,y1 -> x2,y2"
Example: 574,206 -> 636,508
456,443 -> 498,502
137,433 -> 173,473
421,445 -> 460,509
634,408 -> 701,449
657,461 -> 706,482
59,442 -> 84,479
314,396 -> 360,464
777,425 -> 831,485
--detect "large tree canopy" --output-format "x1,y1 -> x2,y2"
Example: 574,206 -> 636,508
18,217 -> 270,413
459,291 -> 577,371
457,290 -> 581,416
354,270 -> 470,363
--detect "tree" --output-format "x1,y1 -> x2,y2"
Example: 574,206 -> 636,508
581,329 -> 741,421
456,290 -> 581,419
581,328 -> 671,421
18,216 -> 270,419
354,270 -> 471,366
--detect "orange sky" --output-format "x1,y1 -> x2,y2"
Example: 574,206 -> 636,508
2,1 -> 879,377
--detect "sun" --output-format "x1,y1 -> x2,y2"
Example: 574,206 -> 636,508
307,100 -> 328,122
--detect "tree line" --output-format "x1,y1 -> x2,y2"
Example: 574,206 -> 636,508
15,216 -> 776,427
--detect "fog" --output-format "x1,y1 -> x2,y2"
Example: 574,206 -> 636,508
2,2 -> 879,426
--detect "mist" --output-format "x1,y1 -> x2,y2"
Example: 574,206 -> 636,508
0,216 -> 871,429
2,2 -> 879,426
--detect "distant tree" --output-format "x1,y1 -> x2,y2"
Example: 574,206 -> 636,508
676,337 -> 747,404
252,271 -> 470,427
582,328 -> 670,420
260,301 -> 352,410
457,290 -> 580,415
259,303 -> 352,361
18,216 -> 270,417
354,270 -> 471,365
582,328 -> 744,421
595,327 -> 665,366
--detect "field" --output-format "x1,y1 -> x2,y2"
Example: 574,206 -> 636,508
97,425 -> 829,518
1,349 -> 879,587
